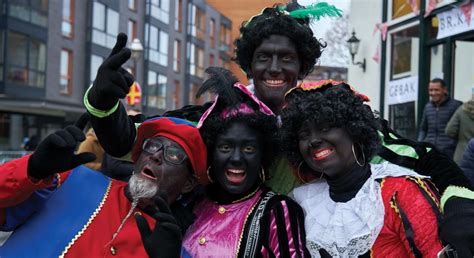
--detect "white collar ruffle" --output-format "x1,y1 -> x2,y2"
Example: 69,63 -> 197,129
291,162 -> 425,257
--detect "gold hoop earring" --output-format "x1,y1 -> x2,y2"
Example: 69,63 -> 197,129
259,167 -> 266,183
297,162 -> 310,184
297,161 -> 324,184
206,166 -> 214,183
352,143 -> 366,167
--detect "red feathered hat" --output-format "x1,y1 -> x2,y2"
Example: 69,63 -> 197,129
131,117 -> 209,185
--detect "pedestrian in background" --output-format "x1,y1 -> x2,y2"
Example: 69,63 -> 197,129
460,139 -> 474,186
446,90 -> 474,164
418,78 -> 462,158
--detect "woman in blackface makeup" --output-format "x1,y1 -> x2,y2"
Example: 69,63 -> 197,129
181,67 -> 309,257
280,80 -> 444,257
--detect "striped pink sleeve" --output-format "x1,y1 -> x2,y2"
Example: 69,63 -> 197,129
261,200 -> 307,257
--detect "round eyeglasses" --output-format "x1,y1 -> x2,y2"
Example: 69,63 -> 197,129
142,138 -> 188,165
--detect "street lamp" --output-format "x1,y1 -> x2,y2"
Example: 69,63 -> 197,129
347,30 -> 366,72
129,38 -> 144,61
128,38 -> 144,108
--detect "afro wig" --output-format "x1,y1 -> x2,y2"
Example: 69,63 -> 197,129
197,67 -> 278,173
234,3 -> 325,79
279,83 -> 381,174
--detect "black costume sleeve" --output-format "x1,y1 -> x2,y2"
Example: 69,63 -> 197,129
89,103 -> 144,158
377,119 -> 472,193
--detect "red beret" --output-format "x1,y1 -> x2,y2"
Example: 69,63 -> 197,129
131,117 -> 209,185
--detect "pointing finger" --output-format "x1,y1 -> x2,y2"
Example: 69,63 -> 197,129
108,33 -> 128,58
103,48 -> 131,70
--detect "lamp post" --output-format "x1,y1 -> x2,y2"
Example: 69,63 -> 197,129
347,30 -> 366,72
128,38 -> 144,108
129,38 -> 144,67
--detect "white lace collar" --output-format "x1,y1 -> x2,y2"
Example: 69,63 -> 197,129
290,162 -> 425,257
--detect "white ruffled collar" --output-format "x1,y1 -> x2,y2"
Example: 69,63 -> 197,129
291,162 -> 425,257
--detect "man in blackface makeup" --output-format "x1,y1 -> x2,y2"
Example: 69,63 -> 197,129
0,117 -> 208,258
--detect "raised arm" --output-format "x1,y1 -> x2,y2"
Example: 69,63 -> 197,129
84,33 -> 138,157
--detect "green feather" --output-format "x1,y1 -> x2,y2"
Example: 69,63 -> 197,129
288,2 -> 342,20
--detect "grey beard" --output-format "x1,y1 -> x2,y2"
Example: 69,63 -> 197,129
128,173 -> 158,201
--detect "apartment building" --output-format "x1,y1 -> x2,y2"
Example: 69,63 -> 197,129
0,0 -> 232,150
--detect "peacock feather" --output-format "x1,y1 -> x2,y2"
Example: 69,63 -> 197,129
287,2 -> 342,21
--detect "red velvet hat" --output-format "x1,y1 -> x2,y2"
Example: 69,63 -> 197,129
131,117 -> 209,185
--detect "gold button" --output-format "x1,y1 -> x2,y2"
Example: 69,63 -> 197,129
198,237 -> 206,245
110,246 -> 117,255
134,211 -> 142,216
218,206 -> 225,214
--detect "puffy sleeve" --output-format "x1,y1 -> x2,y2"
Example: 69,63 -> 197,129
373,177 -> 443,257
260,195 -> 310,257
0,155 -> 70,230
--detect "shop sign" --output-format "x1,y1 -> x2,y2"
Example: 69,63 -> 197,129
387,76 -> 418,105
437,2 -> 474,39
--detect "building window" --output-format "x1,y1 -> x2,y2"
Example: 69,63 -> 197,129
175,0 -> 182,32
187,43 -> 204,78
173,80 -> 180,109
145,24 -> 168,66
187,3 -> 205,40
92,1 -> 119,48
147,0 -> 170,24
60,49 -> 72,95
128,19 -> 137,41
390,26 -> 420,79
219,24 -> 231,53
173,40 -> 181,72
62,0 -> 74,37
210,18 -> 215,48
90,54 -> 103,83
147,70 -> 167,109
128,0 -> 136,10
6,31 -> 46,88
391,0 -> 420,19
8,0 -> 48,27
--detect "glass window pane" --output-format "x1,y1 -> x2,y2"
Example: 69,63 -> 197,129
63,0 -> 71,18
392,0 -> 420,19
128,0 -> 136,10
453,39 -> 474,102
429,45 -> 444,80
9,0 -> 30,22
93,2 -> 105,30
60,50 -> 69,77
29,40 -> 46,72
7,32 -> 27,67
107,9 -> 119,35
90,54 -> 103,83
390,26 -> 420,79
159,31 -> 168,54
150,26 -> 158,50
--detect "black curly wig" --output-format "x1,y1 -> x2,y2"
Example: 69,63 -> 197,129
234,3 -> 325,79
197,67 -> 278,175
279,83 -> 381,174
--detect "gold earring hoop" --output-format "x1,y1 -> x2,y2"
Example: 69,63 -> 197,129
352,143 -> 366,167
206,166 -> 214,183
259,167 -> 266,183
297,162 -> 310,184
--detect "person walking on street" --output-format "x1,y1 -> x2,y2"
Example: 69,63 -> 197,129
418,78 -> 462,158
446,93 -> 474,164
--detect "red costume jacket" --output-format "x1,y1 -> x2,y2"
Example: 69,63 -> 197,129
0,155 -> 155,257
